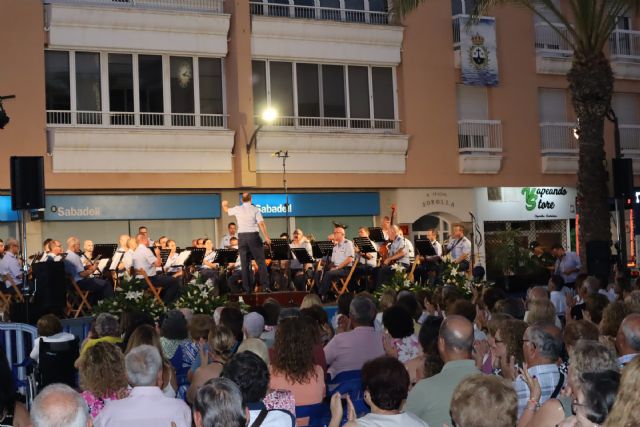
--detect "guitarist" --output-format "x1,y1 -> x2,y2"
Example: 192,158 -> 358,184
445,224 -> 471,272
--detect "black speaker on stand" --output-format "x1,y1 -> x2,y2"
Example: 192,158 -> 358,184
9,156 -> 45,324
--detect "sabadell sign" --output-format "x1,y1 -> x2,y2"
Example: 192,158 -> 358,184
475,187 -> 577,221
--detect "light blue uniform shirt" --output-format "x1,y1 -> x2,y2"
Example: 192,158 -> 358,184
227,203 -> 264,233
64,251 -> 84,283
447,236 -> 471,261
0,252 -> 22,288
132,245 -> 158,278
390,236 -> 414,265
331,239 -> 355,267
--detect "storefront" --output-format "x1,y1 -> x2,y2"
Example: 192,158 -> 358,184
474,187 -> 577,279
38,194 -> 221,248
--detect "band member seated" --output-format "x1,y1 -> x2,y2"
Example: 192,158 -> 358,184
445,224 -> 471,272
64,236 -> 113,303
0,239 -> 23,294
354,227 -> 378,291
157,236 -> 169,250
376,225 -> 414,289
414,229 -> 443,285
163,240 -> 183,279
317,226 -> 354,300
290,228 -> 313,291
81,240 -> 94,266
199,238 -> 220,283
226,237 -> 252,293
121,237 -> 137,275
37,238 -> 53,262
220,222 -> 238,249
110,234 -> 130,277
132,233 -> 180,303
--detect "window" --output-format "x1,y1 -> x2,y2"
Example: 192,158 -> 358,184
612,93 -> 639,124
294,0 -> 314,18
345,0 -> 365,22
75,52 -> 101,115
138,55 -> 164,126
348,66 -> 370,122
252,60 -> 268,116
320,0 -> 341,20
451,0 -> 477,15
108,53 -> 134,125
296,63 -> 320,119
372,67 -> 394,120
538,88 -> 566,122
45,51 -> 70,112
270,61 -> 294,118
456,85 -> 488,120
170,56 -> 195,126
199,58 -> 224,126
322,65 -> 346,120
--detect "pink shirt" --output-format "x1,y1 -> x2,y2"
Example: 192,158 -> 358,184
323,326 -> 385,379
94,386 -> 191,427
269,365 -> 325,426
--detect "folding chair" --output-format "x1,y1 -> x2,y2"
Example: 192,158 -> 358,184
331,258 -> 359,297
0,274 -> 24,308
35,336 -> 79,391
407,257 -> 419,282
136,269 -> 164,306
0,323 -> 38,407
66,276 -> 92,319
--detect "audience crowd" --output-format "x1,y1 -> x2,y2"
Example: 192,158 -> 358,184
3,272 -> 640,427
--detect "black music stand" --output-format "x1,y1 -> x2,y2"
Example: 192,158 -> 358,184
292,247 -> 314,265
269,238 -> 290,261
185,248 -> 206,266
160,249 -> 171,266
414,239 -> 437,257
312,240 -> 334,258
93,244 -> 117,260
214,249 -> 239,265
353,237 -> 377,253
368,227 -> 385,243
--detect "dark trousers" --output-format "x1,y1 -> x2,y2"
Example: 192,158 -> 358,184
150,275 -> 181,303
353,265 -> 376,292
227,268 -> 253,293
238,232 -> 270,292
77,277 -> 113,303
319,267 -> 349,296
376,263 -> 410,290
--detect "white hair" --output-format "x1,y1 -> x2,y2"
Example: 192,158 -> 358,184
125,344 -> 162,387
31,383 -> 89,427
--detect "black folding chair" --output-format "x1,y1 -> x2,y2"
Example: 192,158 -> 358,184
35,337 -> 79,391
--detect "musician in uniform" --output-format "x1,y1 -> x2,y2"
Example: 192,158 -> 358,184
0,239 -> 23,292
318,226 -> 354,300
226,237 -> 251,293
376,225 -> 414,289
222,193 -> 271,293
290,229 -> 312,291
163,239 -> 183,279
445,224 -> 471,272
415,229 -> 443,284
64,236 -> 113,303
81,240 -> 94,267
199,238 -> 220,283
353,227 -> 378,291
132,233 -> 180,303
220,222 -> 238,249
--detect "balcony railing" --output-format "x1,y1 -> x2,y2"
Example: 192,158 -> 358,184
452,14 -> 495,49
46,110 -> 227,128
249,1 -> 390,25
621,124 -> 640,154
457,120 -> 502,152
610,29 -> 640,61
258,116 -> 400,132
540,122 -> 578,153
44,0 -> 224,13
534,23 -> 573,56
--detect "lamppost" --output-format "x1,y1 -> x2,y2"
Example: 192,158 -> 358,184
246,107 -> 278,155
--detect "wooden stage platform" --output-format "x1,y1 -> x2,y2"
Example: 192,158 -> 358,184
228,290 -> 310,307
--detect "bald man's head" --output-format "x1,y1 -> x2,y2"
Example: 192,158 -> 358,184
618,313 -> 640,355
439,315 -> 474,357
528,286 -> 548,302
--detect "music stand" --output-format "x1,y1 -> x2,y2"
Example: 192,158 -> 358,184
368,227 -> 385,243
269,238 -> 290,261
185,248 -> 206,266
214,249 -> 239,265
93,244 -> 117,260
414,239 -> 437,257
353,237 -> 377,254
160,249 -> 171,266
292,248 -> 314,264
312,241 -> 334,258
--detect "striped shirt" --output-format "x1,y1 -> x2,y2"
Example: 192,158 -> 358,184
514,363 -> 563,418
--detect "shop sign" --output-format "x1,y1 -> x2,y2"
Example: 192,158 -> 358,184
421,191 -> 456,209
45,194 -> 221,221
243,192 -> 380,218
475,187 -> 576,221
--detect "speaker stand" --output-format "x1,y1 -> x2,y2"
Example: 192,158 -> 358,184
18,209 -> 33,323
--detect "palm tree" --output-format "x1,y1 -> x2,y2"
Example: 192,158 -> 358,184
396,0 -> 640,265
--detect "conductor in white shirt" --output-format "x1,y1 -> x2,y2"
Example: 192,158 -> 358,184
222,193 -> 271,293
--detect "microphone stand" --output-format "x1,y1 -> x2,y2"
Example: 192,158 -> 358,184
275,150 -> 291,290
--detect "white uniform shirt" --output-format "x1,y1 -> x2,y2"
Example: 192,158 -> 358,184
132,245 -> 158,278
429,239 -> 443,257
219,234 -> 237,249
164,253 -> 181,273
331,239 -> 355,267
227,203 -> 264,233
201,250 -> 217,269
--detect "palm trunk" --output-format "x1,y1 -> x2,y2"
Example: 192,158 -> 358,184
567,52 -> 613,269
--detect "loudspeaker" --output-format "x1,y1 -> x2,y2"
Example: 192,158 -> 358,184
586,240 -> 611,285
613,158 -> 634,198
10,156 -> 45,210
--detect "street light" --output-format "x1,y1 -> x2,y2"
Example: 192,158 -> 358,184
246,107 -> 278,154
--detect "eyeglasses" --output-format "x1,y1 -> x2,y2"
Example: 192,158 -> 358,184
494,338 -> 504,344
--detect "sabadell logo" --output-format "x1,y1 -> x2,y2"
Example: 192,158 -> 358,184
255,204 -> 292,214
50,205 -> 101,217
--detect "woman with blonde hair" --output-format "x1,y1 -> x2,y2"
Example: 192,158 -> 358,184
186,325 -> 236,404
79,342 -> 129,418
300,293 -> 322,310
526,299 -> 557,326
604,356 -> 640,426
125,324 -> 178,398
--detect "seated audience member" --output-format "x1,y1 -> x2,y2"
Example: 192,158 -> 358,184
222,351 -> 295,426
269,317 -> 325,423
584,293 -> 610,324
0,351 -> 29,427
523,287 -> 562,328
301,305 -> 334,347
548,275 -> 568,318
64,237 -> 113,302
125,325 -> 178,398
332,293 -> 355,333
187,325 -> 236,404
603,357 -> 640,427
600,301 -> 630,352
159,310 -> 190,363
559,370 -> 620,427
382,305 -> 421,363
261,298 -> 281,348
404,316 -> 444,385
132,233 -> 180,303
79,342 -> 130,419
563,319 -> 600,352
120,310 -> 155,350
95,345 -> 191,427
518,339 -> 618,427
80,313 -> 122,356
184,314 -> 214,369
405,315 -> 479,427
493,298 -> 526,320
492,319 -> 527,380
324,295 -> 385,379
616,312 -> 640,367
374,288 -> 397,332
513,323 -> 564,417
300,293 -> 322,310
243,312 -> 265,339
237,338 -> 270,365
450,375 -> 517,427
192,378 -> 246,427
566,275 -> 598,320
220,306 -> 245,344
31,384 -> 91,427
30,313 -> 75,362
526,299 -> 558,326
328,356 -> 428,427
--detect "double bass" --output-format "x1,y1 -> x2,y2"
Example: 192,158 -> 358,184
379,204 -> 396,263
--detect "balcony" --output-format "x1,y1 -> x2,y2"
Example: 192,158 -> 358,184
252,115 -> 408,174
534,23 -> 573,74
540,122 -> 578,173
609,29 -> 640,79
44,0 -> 224,13
620,125 -> 640,173
46,111 -> 235,173
46,0 -> 230,56
457,120 -> 503,174
249,1 -> 390,25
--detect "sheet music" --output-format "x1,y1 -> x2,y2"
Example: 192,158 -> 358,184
175,250 -> 192,266
109,252 -> 124,271
97,258 -> 110,273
